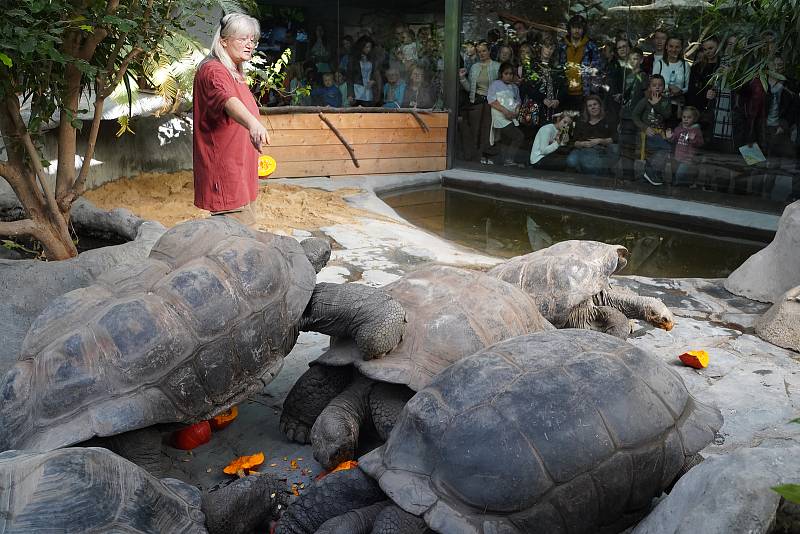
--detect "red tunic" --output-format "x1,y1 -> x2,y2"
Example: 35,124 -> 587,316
193,60 -> 260,212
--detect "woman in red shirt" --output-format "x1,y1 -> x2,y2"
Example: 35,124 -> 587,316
193,13 -> 270,227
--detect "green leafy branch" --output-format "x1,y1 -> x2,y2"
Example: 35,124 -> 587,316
771,418 -> 800,505
247,48 -> 310,102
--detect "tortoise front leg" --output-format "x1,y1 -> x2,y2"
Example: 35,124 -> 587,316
300,283 -> 406,360
280,364 -> 353,444
316,501 -> 391,534
590,305 -> 632,339
202,473 -> 289,534
275,468 -> 386,534
371,505 -> 429,534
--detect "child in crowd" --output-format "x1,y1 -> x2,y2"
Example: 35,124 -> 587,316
311,72 -> 343,108
462,40 -> 478,72
286,62 -> 312,106
666,105 -> 704,187
393,26 -> 418,76
632,74 -> 672,185
530,112 -> 573,169
382,67 -> 406,109
487,62 -> 524,166
618,48 -> 649,180
334,71 -> 348,107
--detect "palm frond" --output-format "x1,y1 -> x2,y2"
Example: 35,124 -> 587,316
217,0 -> 260,16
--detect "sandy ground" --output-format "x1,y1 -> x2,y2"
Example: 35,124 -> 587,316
84,171 -> 381,234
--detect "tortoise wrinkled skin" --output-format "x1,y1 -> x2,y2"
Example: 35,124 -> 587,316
359,329 -> 723,534
0,217 -> 316,452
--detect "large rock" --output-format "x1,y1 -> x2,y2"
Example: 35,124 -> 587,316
633,446 -> 800,534
725,200 -> 800,303
755,286 -> 800,352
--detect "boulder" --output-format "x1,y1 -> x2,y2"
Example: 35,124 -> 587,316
755,286 -> 800,352
633,447 -> 800,534
725,200 -> 800,303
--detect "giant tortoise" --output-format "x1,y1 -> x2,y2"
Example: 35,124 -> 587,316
276,329 -> 723,534
0,446 -> 288,534
488,240 -> 675,338
280,265 -> 553,470
0,217 -> 406,464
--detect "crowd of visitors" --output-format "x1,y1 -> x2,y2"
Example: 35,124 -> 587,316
258,21 -> 445,110
457,15 -> 799,200
245,11 -> 798,200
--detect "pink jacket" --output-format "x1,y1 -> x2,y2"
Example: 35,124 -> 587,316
670,124 -> 704,163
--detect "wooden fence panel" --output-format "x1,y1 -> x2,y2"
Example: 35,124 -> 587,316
265,127 -> 447,147
271,157 -> 447,178
267,142 -> 446,162
259,111 -> 449,178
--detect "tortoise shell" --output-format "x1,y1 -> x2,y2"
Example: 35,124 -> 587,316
488,240 -> 629,328
0,447 -> 206,533
315,265 -> 553,391
360,329 -> 723,534
0,217 -> 315,452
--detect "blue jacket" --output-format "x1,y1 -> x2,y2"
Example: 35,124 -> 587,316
311,85 -> 342,108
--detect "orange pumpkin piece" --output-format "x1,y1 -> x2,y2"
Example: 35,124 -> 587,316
315,460 -> 359,481
172,421 -> 212,450
679,350 -> 709,369
330,460 -> 358,474
223,452 -> 265,476
209,406 -> 238,431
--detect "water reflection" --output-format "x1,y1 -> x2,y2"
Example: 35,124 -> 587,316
384,187 -> 766,278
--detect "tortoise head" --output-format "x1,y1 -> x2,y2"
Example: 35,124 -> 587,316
300,237 -> 332,274
645,299 -> 675,331
614,246 -> 630,274
310,404 -> 359,471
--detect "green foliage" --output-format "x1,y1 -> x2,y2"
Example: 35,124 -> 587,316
773,484 -> 800,505
247,48 -> 310,103
116,31 -> 207,120
0,0 -> 213,141
259,5 -> 304,23
1,238 -> 40,258
770,418 -> 800,505
219,0 -> 260,16
704,0 -> 800,88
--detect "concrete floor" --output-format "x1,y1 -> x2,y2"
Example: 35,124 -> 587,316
163,174 -> 799,498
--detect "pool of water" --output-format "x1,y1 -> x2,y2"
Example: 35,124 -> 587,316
382,186 -> 767,278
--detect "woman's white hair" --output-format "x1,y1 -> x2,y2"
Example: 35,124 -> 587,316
202,13 -> 260,78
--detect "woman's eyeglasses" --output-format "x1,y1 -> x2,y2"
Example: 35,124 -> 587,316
230,36 -> 259,47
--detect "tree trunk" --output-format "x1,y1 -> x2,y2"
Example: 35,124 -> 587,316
33,214 -> 77,260
0,95 -> 78,260
9,168 -> 77,260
